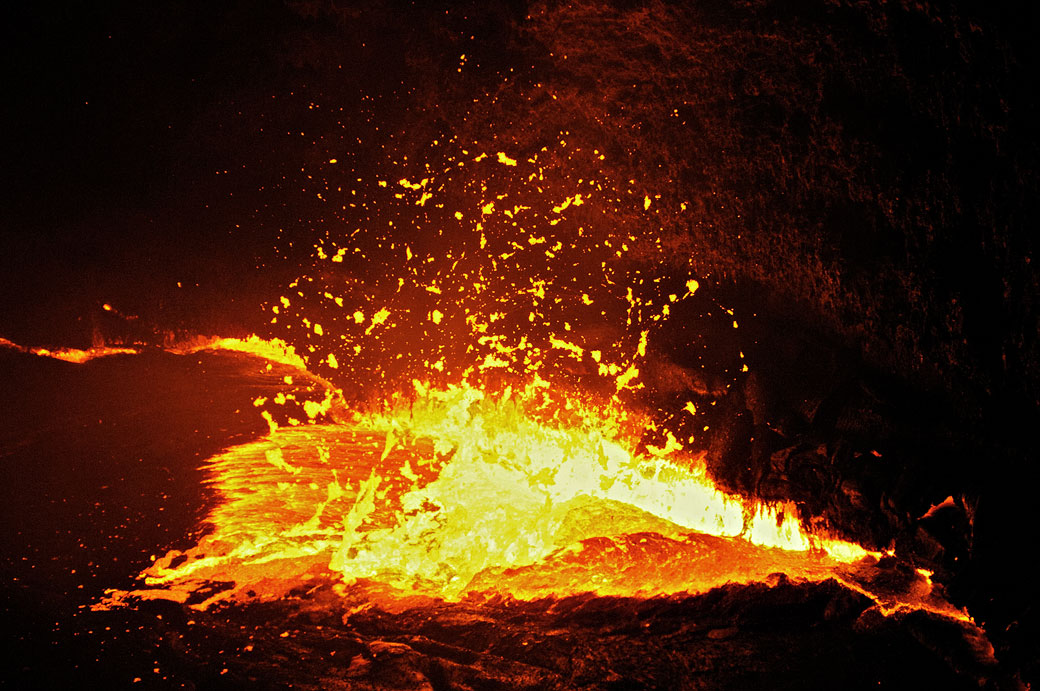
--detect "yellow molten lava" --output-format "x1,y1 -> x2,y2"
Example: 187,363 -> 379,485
84,140 -> 969,624
104,350 -> 874,610
328,381 -> 870,598
92,139 -> 891,609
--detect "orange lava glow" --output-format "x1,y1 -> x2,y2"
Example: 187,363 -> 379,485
95,352 -> 968,624
114,377 -> 872,608
0,336 -> 138,363
35,139 -> 967,625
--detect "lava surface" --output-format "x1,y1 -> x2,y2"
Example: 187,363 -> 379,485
0,347 -> 1006,689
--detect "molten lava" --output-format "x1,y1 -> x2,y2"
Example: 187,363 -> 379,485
74,141 -> 966,625
118,377 -> 868,609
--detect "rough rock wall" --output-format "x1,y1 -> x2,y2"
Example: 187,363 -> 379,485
490,0 -> 1039,678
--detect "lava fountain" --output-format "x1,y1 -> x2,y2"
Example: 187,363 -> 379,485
85,142 -> 963,624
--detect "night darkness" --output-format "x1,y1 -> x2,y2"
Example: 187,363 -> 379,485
3,1 -> 1040,688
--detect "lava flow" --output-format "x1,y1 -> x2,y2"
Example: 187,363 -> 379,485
84,141 -> 966,625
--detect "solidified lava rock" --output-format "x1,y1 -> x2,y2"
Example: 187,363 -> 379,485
478,9 -> 1039,678
696,306 -> 1037,683
120,579 -> 1009,690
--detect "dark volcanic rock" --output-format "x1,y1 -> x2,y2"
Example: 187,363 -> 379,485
105,579 -> 1009,690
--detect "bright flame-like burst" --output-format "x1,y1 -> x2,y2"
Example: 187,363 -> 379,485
98,139 -> 882,609
327,381 -> 866,600
117,375 -> 868,609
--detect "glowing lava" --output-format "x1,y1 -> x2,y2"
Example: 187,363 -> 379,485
0,336 -> 138,363
72,141 -> 966,625
106,372 -> 869,609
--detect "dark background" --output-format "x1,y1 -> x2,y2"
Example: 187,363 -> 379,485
2,0 -> 1038,415
2,0 -> 1039,683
